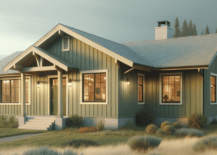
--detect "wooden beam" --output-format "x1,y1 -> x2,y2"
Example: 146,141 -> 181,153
33,52 -> 40,67
22,66 -> 56,72
115,59 -> 120,68
134,65 -> 152,72
124,67 -> 135,74
58,30 -> 65,37
14,64 -> 22,69
21,73 -> 26,118
57,70 -> 63,118
39,57 -> 43,67
157,67 -> 208,71
54,64 -> 63,73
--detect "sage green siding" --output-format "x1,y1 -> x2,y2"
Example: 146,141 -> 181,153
118,63 -> 203,118
203,56 -> 217,117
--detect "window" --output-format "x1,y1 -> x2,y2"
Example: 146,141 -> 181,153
138,73 -> 145,104
160,73 -> 182,105
211,75 -> 216,103
80,70 -> 108,104
62,36 -> 70,51
1,79 -> 30,104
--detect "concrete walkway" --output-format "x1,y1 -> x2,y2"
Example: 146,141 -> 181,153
0,133 -> 42,143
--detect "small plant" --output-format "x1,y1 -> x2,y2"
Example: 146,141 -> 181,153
176,128 -> 204,138
163,125 -> 175,135
160,121 -> 171,130
79,126 -> 97,133
146,124 -> 158,134
127,135 -> 161,152
96,119 -> 105,131
135,108 -> 155,127
193,135 -> 217,152
0,115 -> 8,128
172,122 -> 182,129
61,139 -> 99,148
188,114 -> 208,129
155,129 -> 164,135
66,115 -> 83,128
7,116 -> 18,128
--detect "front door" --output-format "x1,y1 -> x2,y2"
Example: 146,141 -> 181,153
50,78 -> 66,116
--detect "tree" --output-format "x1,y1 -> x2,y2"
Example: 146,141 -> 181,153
181,19 -> 189,37
188,19 -> 193,36
201,29 -> 205,35
205,25 -> 210,34
173,17 -> 181,38
193,23 -> 198,35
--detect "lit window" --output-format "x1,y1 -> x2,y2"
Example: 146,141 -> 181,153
138,76 -> 143,102
162,75 -> 180,103
83,73 -> 106,102
211,76 -> 216,102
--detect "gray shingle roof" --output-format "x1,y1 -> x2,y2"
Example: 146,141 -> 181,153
123,34 -> 217,68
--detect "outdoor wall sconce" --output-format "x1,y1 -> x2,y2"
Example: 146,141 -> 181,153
126,78 -> 130,86
68,78 -> 72,87
37,81 -> 40,87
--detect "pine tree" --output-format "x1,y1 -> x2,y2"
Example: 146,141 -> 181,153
188,19 -> 193,36
173,17 -> 181,38
181,19 -> 189,37
201,29 -> 205,35
193,23 -> 198,35
205,25 -> 210,34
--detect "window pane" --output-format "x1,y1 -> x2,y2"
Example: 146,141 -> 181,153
169,76 -> 175,85
25,79 -> 29,103
211,76 -> 216,85
139,77 -> 143,85
211,76 -> 216,102
83,74 -> 94,101
63,38 -> 69,49
95,73 -> 106,101
139,86 -> 143,102
11,80 -> 19,103
2,80 -> 10,102
162,76 -> 168,85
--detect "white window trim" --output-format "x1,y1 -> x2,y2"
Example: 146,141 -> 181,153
159,72 -> 183,105
138,73 -> 145,104
80,69 -> 108,104
62,36 -> 70,52
0,76 -> 31,105
210,72 -> 217,105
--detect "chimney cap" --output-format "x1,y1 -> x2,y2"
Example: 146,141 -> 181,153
157,20 -> 170,27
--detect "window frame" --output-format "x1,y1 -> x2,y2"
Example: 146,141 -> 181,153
210,73 -> 217,105
138,73 -> 145,104
159,72 -> 182,105
0,76 -> 31,105
80,69 -> 108,104
62,36 -> 70,52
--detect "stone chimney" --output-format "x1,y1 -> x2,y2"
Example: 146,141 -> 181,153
155,20 -> 173,40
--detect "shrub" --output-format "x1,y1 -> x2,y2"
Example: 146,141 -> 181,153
188,114 -> 208,129
96,119 -> 105,131
61,139 -> 99,148
146,124 -> 158,134
172,122 -> 182,129
160,121 -> 171,130
0,115 -> 8,128
22,147 -> 60,155
78,126 -> 96,133
176,128 -> 204,138
163,125 -> 175,135
193,135 -> 217,152
210,117 -> 217,125
155,129 -> 164,135
127,135 -> 161,152
7,116 -> 18,128
135,108 -> 155,127
66,115 -> 83,128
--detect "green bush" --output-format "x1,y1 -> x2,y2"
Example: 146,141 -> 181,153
0,116 -> 8,128
176,128 -> 204,138
188,114 -> 208,129
210,117 -> 217,125
163,125 -> 175,135
192,135 -> 217,152
61,139 -> 99,148
135,108 -> 155,127
66,115 -> 83,128
172,122 -> 182,129
127,135 -> 161,152
160,121 -> 171,130
146,124 -> 158,134
155,129 -> 164,135
7,116 -> 18,128
96,119 -> 105,131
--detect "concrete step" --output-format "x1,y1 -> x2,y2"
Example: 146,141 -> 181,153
19,126 -> 50,130
27,120 -> 55,123
25,122 -> 54,126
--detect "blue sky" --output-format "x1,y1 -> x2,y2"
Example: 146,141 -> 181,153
0,0 -> 217,56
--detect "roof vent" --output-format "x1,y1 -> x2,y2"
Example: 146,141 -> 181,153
155,20 -> 173,40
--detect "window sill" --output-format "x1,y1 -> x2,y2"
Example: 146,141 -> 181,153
0,103 -> 30,105
211,102 -> 217,105
160,103 -> 182,105
80,102 -> 108,105
138,102 -> 145,105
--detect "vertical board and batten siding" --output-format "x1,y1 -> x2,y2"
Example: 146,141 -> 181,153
0,36 -> 119,118
118,62 -> 203,118
203,56 -> 217,117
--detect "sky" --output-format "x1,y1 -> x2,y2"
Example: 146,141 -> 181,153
0,0 -> 217,56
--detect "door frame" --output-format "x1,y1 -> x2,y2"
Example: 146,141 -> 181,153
48,74 -> 69,116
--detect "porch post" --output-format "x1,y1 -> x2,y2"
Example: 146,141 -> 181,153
57,70 -> 63,118
19,72 -> 26,126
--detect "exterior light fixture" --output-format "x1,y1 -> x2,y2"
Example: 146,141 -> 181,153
68,78 -> 72,87
37,81 -> 40,87
126,78 -> 130,86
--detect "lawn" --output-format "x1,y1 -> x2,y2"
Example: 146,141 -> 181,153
0,128 -> 46,138
1,124 -> 217,149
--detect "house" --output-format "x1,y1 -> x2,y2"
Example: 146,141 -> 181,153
1,20 -> 217,130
